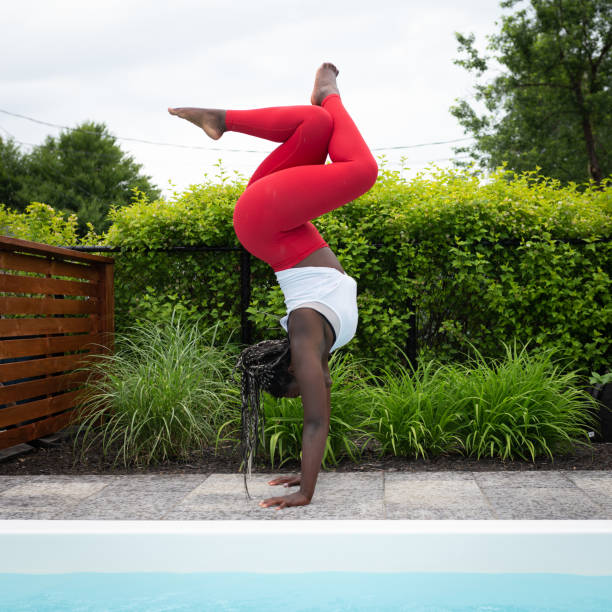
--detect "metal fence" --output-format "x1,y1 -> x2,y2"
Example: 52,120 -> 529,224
60,236 -> 611,369
64,243 -> 255,346
61,243 -> 418,363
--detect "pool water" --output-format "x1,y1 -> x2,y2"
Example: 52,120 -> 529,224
2,571 -> 612,611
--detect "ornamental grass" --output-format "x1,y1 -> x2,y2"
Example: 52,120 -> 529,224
359,339 -> 599,463
217,339 -> 600,469
71,311 -> 239,468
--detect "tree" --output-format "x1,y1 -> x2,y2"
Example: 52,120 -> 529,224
19,122 -> 161,236
0,135 -> 27,210
451,0 -> 612,186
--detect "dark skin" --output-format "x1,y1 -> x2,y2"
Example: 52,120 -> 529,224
168,63 -> 345,510
258,247 -> 344,510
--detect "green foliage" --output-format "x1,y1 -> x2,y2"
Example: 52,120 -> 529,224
0,136 -> 26,209
0,200 -> 84,246
361,340 -> 600,463
66,314 -> 600,469
589,371 -> 612,386
101,171 -> 248,343
3,161 -> 611,377
361,357 -> 466,460
71,310 -> 240,468
451,0 -> 612,185
0,122 -> 160,237
214,339 -> 599,469
314,162 -> 611,375
217,352 -> 375,470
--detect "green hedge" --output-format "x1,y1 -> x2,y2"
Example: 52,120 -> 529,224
2,162 -> 610,378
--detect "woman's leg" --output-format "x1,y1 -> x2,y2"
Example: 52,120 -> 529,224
233,87 -> 378,271
224,105 -> 333,186
169,64 -> 378,271
246,92 -> 377,230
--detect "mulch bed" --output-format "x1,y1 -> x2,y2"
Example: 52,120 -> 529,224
1,433 -> 611,475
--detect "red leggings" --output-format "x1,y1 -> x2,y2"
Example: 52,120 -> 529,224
228,94 -> 378,272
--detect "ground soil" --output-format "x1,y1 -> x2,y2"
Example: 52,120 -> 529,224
1,433 -> 611,476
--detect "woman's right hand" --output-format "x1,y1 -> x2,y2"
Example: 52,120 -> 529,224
267,475 -> 301,488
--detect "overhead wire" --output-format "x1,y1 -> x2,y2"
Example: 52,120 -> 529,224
0,107 -> 474,154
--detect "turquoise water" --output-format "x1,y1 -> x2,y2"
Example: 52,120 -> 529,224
1,572 -> 611,611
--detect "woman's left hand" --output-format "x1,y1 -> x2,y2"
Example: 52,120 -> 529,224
259,491 -> 311,510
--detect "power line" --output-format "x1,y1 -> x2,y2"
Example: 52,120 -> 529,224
2,117 -> 474,169
0,108 -> 269,153
0,107 -> 474,154
2,136 -> 473,166
0,124 -> 16,139
371,137 -> 473,151
408,155 -> 472,164
4,133 -> 472,165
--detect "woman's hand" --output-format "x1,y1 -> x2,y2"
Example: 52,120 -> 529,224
267,475 -> 301,488
259,491 -> 310,510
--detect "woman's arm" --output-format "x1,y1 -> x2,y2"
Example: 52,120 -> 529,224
293,350 -> 330,500
259,311 -> 331,510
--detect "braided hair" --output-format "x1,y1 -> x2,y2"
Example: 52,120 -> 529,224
233,338 -> 293,499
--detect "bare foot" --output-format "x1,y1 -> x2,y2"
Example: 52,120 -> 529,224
167,107 -> 226,140
311,62 -> 340,106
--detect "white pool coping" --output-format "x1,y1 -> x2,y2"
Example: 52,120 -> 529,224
2,520 -> 612,575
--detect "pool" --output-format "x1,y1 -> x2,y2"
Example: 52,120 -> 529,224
1,520 -> 611,611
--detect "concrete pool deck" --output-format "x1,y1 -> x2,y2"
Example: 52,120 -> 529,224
0,470 -> 611,520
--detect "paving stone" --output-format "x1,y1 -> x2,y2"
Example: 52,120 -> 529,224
0,471 -> 610,520
164,473 -> 384,519
166,502 -> 385,520
162,508 -> 283,520
384,483 -> 484,505
385,472 -> 478,482
385,505 -> 495,520
383,472 -> 493,519
0,476 -> 111,512
309,472 -> 383,499
0,508 -> 60,519
163,498 -> 384,520
29,433 -> 65,448
12,474 -> 113,483
0,476 -> 24,494
562,470 -> 612,512
60,474 -> 210,520
472,471 -> 611,518
482,487 -> 610,519
175,473 -> 380,505
562,469 -> 612,480
168,474 -> 286,513
473,471 -> 576,489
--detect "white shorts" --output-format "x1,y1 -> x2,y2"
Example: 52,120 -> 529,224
275,266 -> 358,353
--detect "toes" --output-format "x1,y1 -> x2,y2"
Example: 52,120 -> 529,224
322,62 -> 339,76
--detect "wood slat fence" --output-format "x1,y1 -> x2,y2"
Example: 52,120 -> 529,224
0,236 -> 114,450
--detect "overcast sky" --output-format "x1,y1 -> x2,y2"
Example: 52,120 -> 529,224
1,0 -> 510,198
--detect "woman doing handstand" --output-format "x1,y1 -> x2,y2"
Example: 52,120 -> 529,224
168,63 -> 378,510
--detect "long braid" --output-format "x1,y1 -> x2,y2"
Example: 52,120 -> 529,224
233,338 -> 291,499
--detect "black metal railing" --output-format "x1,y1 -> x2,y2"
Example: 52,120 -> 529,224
62,236 -> 612,368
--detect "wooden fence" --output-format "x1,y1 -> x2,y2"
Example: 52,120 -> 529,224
0,236 -> 114,450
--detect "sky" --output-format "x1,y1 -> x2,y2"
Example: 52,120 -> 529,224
1,0 -> 510,199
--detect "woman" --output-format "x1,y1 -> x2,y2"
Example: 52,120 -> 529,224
169,63 -> 378,509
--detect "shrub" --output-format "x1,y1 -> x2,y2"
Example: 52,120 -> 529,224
361,340 -> 600,463
216,351 -> 375,470
71,309 -> 240,467
216,339 -> 600,468
3,162 -> 610,376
